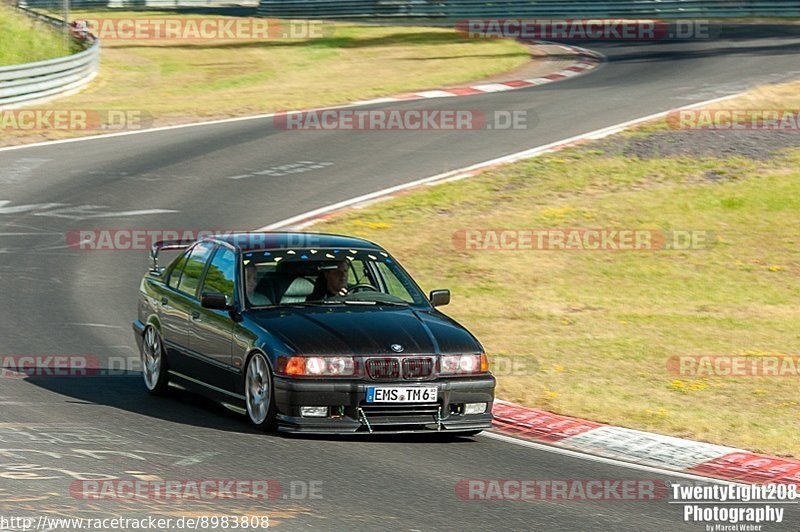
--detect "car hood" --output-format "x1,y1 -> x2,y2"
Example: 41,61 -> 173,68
248,306 -> 481,356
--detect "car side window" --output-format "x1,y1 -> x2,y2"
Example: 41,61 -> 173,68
176,242 -> 214,298
167,250 -> 191,290
201,247 -> 236,305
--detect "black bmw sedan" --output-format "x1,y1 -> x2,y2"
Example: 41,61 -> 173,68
132,232 -> 495,434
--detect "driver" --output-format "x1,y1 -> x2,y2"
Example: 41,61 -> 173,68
245,262 -> 271,306
307,260 -> 350,300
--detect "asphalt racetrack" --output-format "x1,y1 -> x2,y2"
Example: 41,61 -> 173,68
1,24 -> 799,531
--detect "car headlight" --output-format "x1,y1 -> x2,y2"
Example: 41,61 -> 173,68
277,356 -> 356,377
440,353 -> 489,375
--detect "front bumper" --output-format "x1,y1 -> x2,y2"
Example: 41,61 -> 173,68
273,375 -> 496,434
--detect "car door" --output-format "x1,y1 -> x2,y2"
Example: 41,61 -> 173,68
189,244 -> 238,392
159,248 -> 192,361
163,241 -> 215,376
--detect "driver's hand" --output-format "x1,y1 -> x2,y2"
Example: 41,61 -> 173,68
338,287 -> 349,296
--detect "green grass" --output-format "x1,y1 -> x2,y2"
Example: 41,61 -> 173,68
0,4 -> 73,65
316,81 -> 800,457
0,10 -> 529,145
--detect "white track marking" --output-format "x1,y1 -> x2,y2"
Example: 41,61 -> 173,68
0,201 -> 177,220
561,425 -> 742,470
0,232 -> 61,236
522,78 -> 552,85
83,209 -> 178,218
352,97 -> 403,105
0,201 -> 65,215
473,83 -> 518,92
228,161 -> 333,180
414,90 -> 456,98
0,158 -> 51,184
67,323 -> 123,329
481,432 -> 745,486
0,45 -> 601,154
0,95 -> 444,154
259,92 -> 743,231
0,111 -> 288,153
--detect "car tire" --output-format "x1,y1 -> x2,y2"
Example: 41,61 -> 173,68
141,326 -> 170,395
245,352 -> 277,431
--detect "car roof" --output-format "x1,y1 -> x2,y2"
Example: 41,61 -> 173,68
208,232 -> 384,253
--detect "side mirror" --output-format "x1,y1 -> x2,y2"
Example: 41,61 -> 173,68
429,289 -> 450,308
201,292 -> 230,310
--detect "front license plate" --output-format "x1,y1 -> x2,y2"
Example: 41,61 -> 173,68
366,386 -> 438,403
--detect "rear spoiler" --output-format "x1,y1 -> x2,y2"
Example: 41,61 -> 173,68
150,239 -> 196,271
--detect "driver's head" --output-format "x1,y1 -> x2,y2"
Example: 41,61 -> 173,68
321,261 -> 349,294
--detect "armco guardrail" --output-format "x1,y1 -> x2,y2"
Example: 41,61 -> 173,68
1,7 -> 100,107
19,0 -> 259,7
256,0 -> 800,19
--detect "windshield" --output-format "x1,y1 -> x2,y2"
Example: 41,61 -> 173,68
242,247 -> 428,308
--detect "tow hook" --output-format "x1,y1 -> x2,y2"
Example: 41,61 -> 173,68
357,407 -> 373,434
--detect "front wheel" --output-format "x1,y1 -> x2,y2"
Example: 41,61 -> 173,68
245,352 -> 277,431
141,326 -> 169,395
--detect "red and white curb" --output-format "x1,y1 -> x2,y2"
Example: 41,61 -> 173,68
492,400 -> 800,486
353,44 -> 602,106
